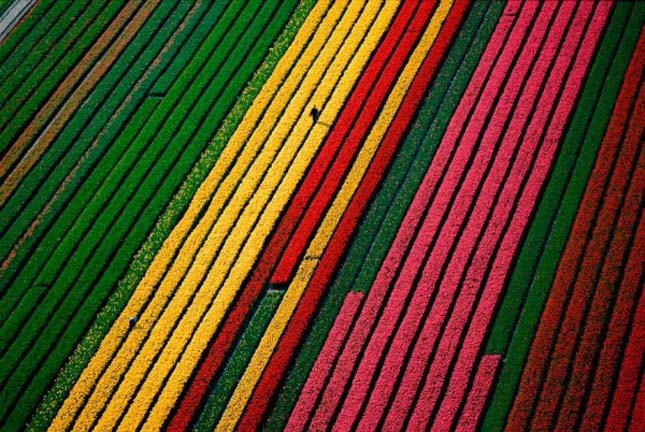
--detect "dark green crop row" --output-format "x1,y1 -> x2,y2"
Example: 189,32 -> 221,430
262,2 -> 504,430
0,0 -> 307,429
0,0 -> 216,428
0,0 -> 120,154
0,0 -> 98,109
0,0 -> 229,284
482,3 -> 643,430
27,0 -> 313,429
194,290 -> 283,432
0,0 -> 192,334
0,0 -> 69,77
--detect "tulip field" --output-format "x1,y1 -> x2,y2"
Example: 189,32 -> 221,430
0,0 -> 643,430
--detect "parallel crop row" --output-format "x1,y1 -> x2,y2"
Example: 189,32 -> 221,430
0,0 -> 122,155
0,0 -> 303,429
266,2 -> 502,430
229,1 -> 472,431
483,4 -> 644,430
50,1 -> 399,430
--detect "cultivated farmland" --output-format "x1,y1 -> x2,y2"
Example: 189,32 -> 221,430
0,1 -> 642,431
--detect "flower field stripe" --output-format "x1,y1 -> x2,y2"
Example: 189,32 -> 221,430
221,2 -> 463,430
580,214 -> 645,429
416,6 -> 611,431
115,2 -> 382,429
0,0 -> 160,206
268,0 -> 432,286
192,290 -> 284,432
305,1 -> 532,429
504,26 -> 644,432
167,0 -> 420,427
0,0 -> 641,429
604,289 -> 645,432
138,3 -> 399,430
529,83 -> 644,431
482,5 -> 644,430
547,97 -> 645,430
285,291 -> 363,432
50,1 -> 391,430
604,268 -> 645,431
30,1 -> 316,429
630,379 -> 645,432
0,0 -> 212,286
454,354 -> 501,431
565,175 -> 644,431
0,0 -> 109,126
263,2 -> 503,431
353,3 -> 603,431
45,0 -> 334,427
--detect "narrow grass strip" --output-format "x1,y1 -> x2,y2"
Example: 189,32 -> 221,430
192,290 -> 283,432
219,3 -> 454,429
30,1 -> 313,429
481,5 -> 642,430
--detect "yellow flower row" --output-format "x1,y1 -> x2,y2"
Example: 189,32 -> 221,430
48,0 -> 334,429
139,2 -> 402,429
216,1 -> 455,430
52,0 -> 395,430
102,1 -> 374,430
